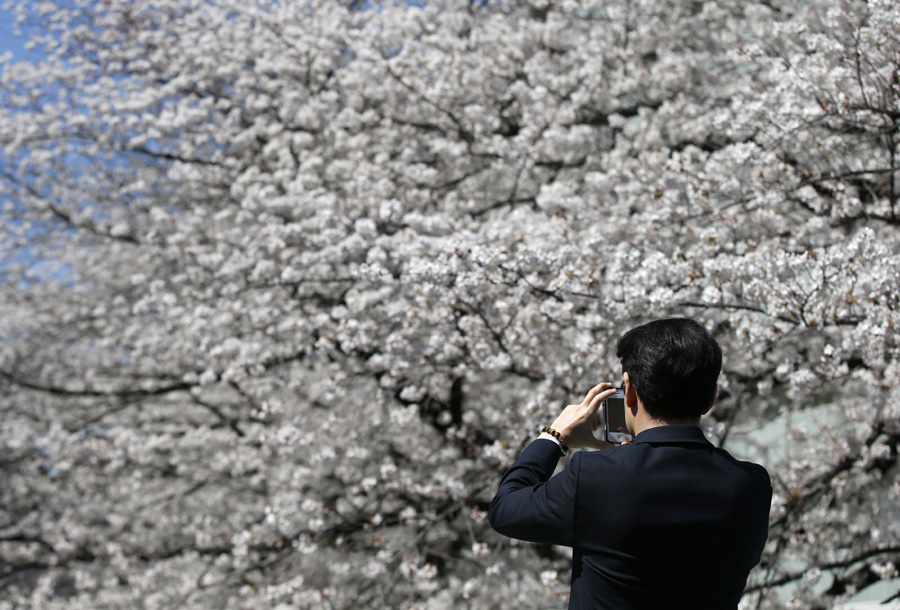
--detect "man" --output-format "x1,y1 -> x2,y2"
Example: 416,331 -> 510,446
488,318 -> 772,609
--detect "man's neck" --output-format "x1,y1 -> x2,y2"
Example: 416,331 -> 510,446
632,412 -> 701,437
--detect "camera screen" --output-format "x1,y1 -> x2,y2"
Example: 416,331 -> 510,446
606,396 -> 627,435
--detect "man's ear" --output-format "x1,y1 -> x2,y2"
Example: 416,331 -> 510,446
623,372 -> 639,414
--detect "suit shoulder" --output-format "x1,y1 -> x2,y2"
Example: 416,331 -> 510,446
717,449 -> 772,486
573,444 -> 633,470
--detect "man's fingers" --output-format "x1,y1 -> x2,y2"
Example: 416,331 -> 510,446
587,386 -> 617,411
584,382 -> 614,403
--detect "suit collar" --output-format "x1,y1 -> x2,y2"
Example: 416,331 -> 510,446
633,425 -> 713,446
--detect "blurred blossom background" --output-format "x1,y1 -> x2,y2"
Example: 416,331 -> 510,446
1,1 -> 899,608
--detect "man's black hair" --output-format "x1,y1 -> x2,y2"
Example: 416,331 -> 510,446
615,318 -> 722,422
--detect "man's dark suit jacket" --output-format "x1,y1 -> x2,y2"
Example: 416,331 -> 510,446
489,425 -> 772,610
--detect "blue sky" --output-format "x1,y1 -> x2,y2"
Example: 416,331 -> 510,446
0,2 -> 54,285
0,3 -> 31,63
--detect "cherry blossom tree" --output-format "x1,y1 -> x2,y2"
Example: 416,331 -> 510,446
0,0 -> 897,608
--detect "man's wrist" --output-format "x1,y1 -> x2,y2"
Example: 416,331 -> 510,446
538,432 -> 566,455
540,426 -> 569,455
538,431 -> 560,445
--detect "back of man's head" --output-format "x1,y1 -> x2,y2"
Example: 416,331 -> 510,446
615,318 -> 722,422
